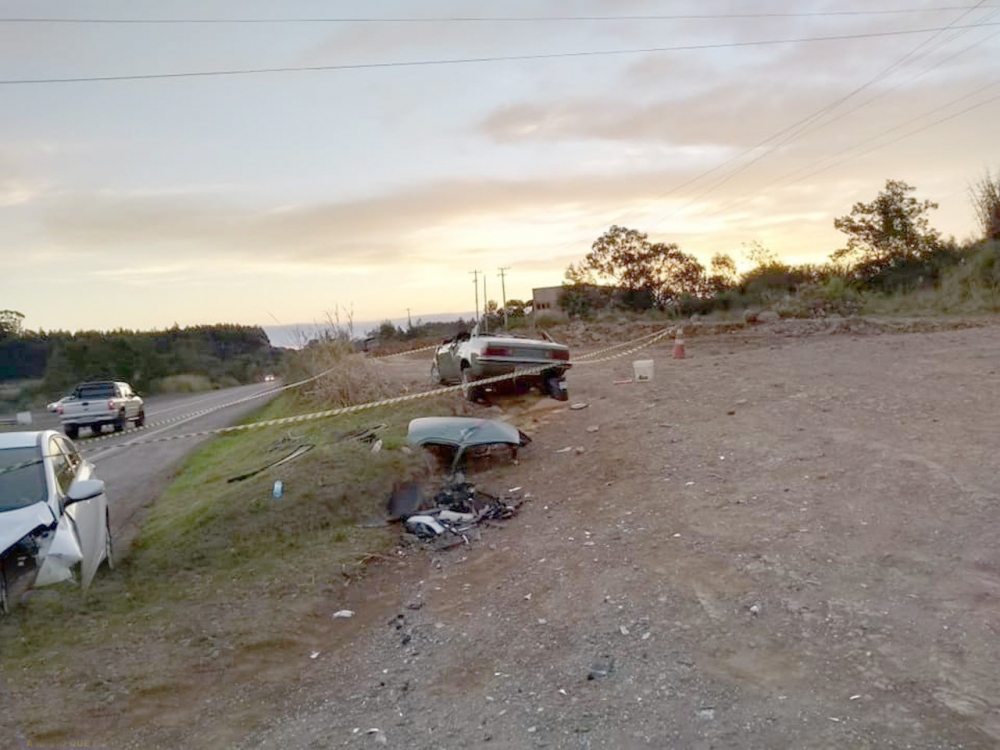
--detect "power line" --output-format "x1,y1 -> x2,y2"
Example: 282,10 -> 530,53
3,8 -> 997,24
637,3 -> 995,234
3,22 -> 1000,86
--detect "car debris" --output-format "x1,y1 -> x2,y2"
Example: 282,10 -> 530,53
394,480 -> 523,546
227,445 -> 314,483
407,417 -> 530,476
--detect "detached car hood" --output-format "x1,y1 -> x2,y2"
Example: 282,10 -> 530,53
0,501 -> 56,556
407,417 -> 528,449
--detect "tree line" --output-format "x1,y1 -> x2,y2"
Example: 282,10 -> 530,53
0,321 -> 283,397
558,170 -> 1000,317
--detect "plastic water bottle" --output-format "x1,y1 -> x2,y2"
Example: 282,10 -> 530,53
272,480 -> 284,499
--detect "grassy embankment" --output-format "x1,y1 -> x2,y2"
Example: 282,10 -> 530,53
0,341 -> 463,742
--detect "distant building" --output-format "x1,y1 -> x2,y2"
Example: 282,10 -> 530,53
532,283 -> 620,316
531,286 -> 564,313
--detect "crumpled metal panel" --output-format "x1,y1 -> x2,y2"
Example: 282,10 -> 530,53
406,417 -> 524,449
34,516 -> 83,587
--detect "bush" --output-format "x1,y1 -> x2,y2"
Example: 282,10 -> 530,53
152,374 -> 214,394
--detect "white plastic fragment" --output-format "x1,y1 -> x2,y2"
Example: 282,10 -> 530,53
333,610 -> 355,619
619,625 -> 630,636
406,515 -> 446,536
310,651 -> 320,659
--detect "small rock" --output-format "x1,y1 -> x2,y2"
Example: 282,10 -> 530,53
698,707 -> 716,721
405,601 -> 424,610
574,446 -> 586,455
619,625 -> 630,636
570,403 -> 589,410
586,425 -> 600,433
749,603 -> 761,616
588,657 -> 615,680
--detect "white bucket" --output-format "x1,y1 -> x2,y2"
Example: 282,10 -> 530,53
633,359 -> 654,381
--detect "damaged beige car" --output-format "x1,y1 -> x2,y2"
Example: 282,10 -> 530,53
0,430 -> 113,613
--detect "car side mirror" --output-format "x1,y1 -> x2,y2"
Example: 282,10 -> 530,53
66,479 -> 105,505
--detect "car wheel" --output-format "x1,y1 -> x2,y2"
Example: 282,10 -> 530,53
0,563 -> 9,615
135,409 -> 146,428
546,375 -> 569,402
104,511 -> 114,571
91,423 -> 103,436
460,366 -> 481,403
65,425 -> 79,440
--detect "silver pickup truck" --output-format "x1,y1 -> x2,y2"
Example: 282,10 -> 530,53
58,381 -> 145,439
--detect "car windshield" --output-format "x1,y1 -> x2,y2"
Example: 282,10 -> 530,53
0,446 -> 48,512
75,383 -> 114,399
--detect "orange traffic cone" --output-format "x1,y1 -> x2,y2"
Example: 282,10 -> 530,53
672,328 -> 686,359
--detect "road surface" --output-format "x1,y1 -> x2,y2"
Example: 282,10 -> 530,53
51,383 -> 282,553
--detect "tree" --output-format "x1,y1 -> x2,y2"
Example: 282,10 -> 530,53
0,310 -> 24,340
706,253 -> 738,294
970,167 -> 1000,242
570,225 -> 708,309
833,180 -> 942,275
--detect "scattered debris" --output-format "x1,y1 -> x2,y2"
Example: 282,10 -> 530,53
613,378 -> 634,385
556,447 -> 574,454
395,480 -> 523,544
371,439 -> 383,453
588,656 -> 615,680
749,603 -> 761,616
570,403 -> 589,410
586,425 -> 600,433
698,707 -> 716,721
228,445 -> 314,483
619,625 -> 630,636
310,651 -> 320,659
333,610 -> 355,619
633,359 -> 655,381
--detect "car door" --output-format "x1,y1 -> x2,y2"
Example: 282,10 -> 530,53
53,436 -> 107,590
436,339 -> 460,383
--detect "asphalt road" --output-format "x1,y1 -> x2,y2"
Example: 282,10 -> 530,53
59,383 -> 283,553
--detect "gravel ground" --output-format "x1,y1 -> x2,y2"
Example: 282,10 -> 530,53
223,319 -> 1000,750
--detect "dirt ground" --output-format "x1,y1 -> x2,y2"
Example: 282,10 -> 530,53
12,318 -> 1000,749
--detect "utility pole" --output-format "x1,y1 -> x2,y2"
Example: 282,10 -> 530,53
406,308 -> 412,330
470,270 -> 481,325
498,267 -> 510,328
482,274 -> 489,334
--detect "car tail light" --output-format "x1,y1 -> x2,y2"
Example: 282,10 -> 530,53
56,405 -> 64,415
109,400 -> 116,410
483,347 -> 513,357
550,349 -> 570,361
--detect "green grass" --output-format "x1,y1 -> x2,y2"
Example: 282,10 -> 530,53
0,388 -> 466,742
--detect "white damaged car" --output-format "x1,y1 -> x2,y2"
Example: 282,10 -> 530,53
0,430 -> 113,613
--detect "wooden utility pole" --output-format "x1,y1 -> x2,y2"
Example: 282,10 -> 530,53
498,267 -> 510,328
470,270 -> 481,325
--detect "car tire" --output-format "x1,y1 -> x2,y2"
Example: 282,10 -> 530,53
460,365 -> 481,403
65,425 -> 79,440
91,423 -> 103,436
104,511 -> 114,571
135,409 -> 145,428
546,375 -> 569,402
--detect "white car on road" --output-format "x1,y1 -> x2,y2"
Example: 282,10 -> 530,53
0,430 -> 113,613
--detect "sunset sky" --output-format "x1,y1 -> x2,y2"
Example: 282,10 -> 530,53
2,0 -> 998,334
